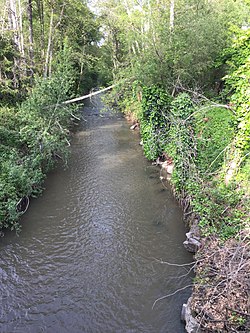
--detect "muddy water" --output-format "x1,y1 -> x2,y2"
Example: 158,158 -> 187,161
0,97 -> 193,333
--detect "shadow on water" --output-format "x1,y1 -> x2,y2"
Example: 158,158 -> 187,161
0,96 -> 193,333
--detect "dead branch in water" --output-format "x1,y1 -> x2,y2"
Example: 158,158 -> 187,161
152,284 -> 193,309
149,256 -> 195,267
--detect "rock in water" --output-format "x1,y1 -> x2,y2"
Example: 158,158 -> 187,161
183,222 -> 201,253
130,123 -> 139,130
183,233 -> 201,253
182,297 -> 201,333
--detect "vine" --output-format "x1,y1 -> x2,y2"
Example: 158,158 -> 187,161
120,82 -> 249,240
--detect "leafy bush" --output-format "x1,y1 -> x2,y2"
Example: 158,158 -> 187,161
0,45 -> 78,231
163,93 -> 196,192
0,36 -> 20,105
139,85 -> 172,160
223,27 -> 250,154
195,106 -> 235,176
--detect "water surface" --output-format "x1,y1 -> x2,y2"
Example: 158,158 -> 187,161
0,97 -> 193,333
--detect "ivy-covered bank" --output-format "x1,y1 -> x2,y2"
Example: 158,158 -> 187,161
108,30 -> 250,332
0,47 -> 78,232
118,83 -> 249,240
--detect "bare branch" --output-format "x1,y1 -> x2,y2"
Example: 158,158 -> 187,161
149,256 -> 196,267
152,284 -> 193,309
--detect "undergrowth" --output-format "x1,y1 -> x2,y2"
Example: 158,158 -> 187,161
0,46 -> 78,232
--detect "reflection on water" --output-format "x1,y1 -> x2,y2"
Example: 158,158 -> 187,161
0,97 -> 193,333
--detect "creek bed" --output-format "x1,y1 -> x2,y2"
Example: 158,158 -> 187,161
0,97 -> 193,333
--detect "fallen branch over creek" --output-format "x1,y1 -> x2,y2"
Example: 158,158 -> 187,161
43,84 -> 118,111
61,84 -> 117,105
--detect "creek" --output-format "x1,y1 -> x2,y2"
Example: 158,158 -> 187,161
0,97 -> 193,333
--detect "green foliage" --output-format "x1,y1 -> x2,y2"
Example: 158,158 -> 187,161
0,44 -> 78,231
0,0 -> 105,104
186,179 -> 246,239
97,0 -> 248,92
139,85 -> 172,160
223,27 -> 250,154
120,84 -> 248,240
167,98 -> 247,239
195,107 -> 235,175
57,0 -> 103,92
163,93 -> 196,192
0,35 -> 19,104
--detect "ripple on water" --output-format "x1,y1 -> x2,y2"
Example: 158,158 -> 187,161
0,98 -> 193,333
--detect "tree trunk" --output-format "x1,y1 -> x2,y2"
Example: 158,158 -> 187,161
36,0 -> 45,61
8,0 -> 19,88
44,7 -> 53,78
17,0 -> 25,56
27,0 -> 34,78
1,3 -> 8,34
44,3 -> 65,78
9,0 -> 19,47
49,42 -> 53,77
